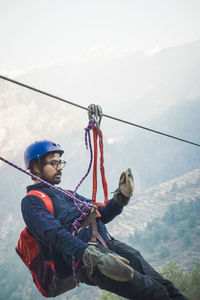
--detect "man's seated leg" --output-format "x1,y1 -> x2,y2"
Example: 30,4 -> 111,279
77,261 -> 172,300
108,239 -> 188,300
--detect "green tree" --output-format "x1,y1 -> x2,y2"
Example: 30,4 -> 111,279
161,262 -> 200,300
97,290 -> 125,300
160,262 -> 189,297
187,263 -> 200,300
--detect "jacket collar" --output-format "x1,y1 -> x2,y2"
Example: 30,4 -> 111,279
26,183 -> 56,199
26,182 -> 49,192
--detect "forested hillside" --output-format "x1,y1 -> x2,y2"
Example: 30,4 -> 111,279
128,196 -> 200,270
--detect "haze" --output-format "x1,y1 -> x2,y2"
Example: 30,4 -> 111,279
0,0 -> 200,75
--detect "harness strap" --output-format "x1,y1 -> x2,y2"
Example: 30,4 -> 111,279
26,190 -> 54,215
92,125 -> 109,207
24,190 -> 56,273
90,218 -> 108,248
77,207 -> 108,248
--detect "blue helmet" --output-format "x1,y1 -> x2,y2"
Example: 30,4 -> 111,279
24,140 -> 64,169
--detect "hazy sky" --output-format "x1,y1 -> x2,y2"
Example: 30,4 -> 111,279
0,0 -> 200,73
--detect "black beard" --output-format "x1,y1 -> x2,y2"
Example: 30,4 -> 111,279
40,174 -> 61,185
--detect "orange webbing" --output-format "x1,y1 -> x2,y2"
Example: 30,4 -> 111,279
92,126 -> 109,207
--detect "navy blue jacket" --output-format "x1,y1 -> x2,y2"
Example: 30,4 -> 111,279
21,183 -> 123,276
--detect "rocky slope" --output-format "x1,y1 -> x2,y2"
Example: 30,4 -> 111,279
108,168 -> 200,238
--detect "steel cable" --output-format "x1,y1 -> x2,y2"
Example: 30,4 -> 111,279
0,75 -> 199,147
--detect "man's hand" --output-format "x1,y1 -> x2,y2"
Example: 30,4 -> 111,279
83,245 -> 133,282
114,168 -> 134,206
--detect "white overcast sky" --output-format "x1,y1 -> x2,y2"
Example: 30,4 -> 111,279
0,0 -> 200,73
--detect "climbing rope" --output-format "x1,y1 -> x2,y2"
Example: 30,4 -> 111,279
72,117 -> 95,213
0,156 -> 89,207
70,109 -> 109,285
0,75 -> 199,147
70,117 -> 95,286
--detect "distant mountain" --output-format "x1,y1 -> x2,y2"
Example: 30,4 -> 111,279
15,39 -> 200,123
125,40 -> 200,121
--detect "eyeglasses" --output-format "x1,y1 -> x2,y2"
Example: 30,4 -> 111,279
46,160 -> 66,169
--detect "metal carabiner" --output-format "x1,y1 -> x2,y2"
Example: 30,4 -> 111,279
88,104 -> 103,129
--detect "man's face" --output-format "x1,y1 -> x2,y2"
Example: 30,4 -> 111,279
41,152 -> 63,185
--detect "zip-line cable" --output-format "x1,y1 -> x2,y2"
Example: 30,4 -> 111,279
0,75 -> 199,147
102,113 -> 200,147
0,75 -> 88,112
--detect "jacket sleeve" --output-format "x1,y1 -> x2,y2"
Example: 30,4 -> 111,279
96,198 -> 123,224
21,195 -> 88,260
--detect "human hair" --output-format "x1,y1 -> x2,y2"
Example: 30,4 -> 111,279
28,152 -> 57,180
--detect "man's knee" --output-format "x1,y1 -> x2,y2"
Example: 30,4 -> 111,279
47,275 -> 76,297
111,239 -> 141,256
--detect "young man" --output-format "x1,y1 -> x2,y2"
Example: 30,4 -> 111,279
21,140 -> 187,299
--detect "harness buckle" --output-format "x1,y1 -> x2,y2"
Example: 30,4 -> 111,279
88,241 -> 98,247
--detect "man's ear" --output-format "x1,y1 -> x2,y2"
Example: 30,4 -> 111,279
33,161 -> 41,176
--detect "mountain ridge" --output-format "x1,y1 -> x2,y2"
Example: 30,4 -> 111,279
14,39 -> 200,123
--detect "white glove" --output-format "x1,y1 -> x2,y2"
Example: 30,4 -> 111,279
114,168 -> 134,206
119,168 -> 134,198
